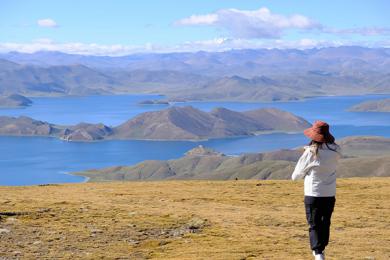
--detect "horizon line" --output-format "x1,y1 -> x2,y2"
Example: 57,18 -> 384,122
1,45 -> 389,58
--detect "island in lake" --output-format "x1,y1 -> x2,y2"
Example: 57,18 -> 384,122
349,98 -> 390,112
138,99 -> 170,105
0,106 -> 310,141
0,94 -> 32,108
74,136 -> 390,181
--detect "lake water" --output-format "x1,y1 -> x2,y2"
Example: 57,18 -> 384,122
1,94 -> 389,186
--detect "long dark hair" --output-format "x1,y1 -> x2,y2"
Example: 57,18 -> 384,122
308,140 -> 338,157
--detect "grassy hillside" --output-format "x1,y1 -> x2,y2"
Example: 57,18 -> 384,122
0,178 -> 389,259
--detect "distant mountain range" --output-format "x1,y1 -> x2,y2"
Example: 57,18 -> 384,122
0,46 -> 389,101
349,98 -> 390,112
1,47 -> 389,75
0,106 -> 310,141
75,136 -> 390,181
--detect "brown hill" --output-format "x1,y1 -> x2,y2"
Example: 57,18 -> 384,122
0,61 -> 119,96
75,136 -> 390,181
338,136 -> 390,157
167,75 -> 303,102
0,116 -> 56,136
0,116 -> 112,141
60,123 -> 113,141
349,98 -> 390,112
112,106 -> 310,140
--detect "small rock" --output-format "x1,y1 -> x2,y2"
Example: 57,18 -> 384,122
0,228 -> 10,234
6,217 -> 18,223
128,239 -> 140,245
158,240 -> 169,246
171,228 -> 186,237
13,251 -> 22,255
90,229 -> 103,234
187,217 -> 207,231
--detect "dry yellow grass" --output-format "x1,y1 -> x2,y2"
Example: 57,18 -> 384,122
0,178 -> 389,259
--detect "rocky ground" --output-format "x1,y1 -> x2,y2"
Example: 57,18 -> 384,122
0,178 -> 389,259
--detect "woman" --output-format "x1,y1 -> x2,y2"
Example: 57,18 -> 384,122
292,120 -> 341,260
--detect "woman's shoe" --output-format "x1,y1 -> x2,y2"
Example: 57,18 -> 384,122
314,253 -> 325,260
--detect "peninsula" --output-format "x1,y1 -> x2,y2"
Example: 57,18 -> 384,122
349,98 -> 390,112
0,106 -> 310,141
74,136 -> 390,181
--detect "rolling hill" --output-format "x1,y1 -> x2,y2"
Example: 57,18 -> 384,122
0,60 -> 119,96
112,106 -> 310,140
75,136 -> 390,181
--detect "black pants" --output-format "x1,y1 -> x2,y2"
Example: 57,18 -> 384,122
304,196 -> 335,254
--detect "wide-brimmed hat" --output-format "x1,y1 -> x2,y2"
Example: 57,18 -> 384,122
304,120 -> 335,143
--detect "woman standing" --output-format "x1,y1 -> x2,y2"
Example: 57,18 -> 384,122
292,121 -> 341,260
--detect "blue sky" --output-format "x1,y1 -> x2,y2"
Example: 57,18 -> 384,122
0,0 -> 389,55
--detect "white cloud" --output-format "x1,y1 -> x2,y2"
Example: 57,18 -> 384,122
175,7 -> 321,39
37,18 -> 58,28
176,14 -> 218,25
176,7 -> 390,39
0,38 -> 386,56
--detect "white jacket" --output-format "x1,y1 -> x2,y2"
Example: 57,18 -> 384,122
292,143 -> 341,197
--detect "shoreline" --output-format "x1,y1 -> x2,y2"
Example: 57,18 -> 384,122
0,130 -> 301,142
20,92 -> 390,102
62,171 -> 90,184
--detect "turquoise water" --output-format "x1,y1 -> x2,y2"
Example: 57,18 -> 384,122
0,94 -> 389,186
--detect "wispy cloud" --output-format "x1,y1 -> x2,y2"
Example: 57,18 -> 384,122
37,18 -> 58,28
324,27 -> 390,36
175,7 -> 321,39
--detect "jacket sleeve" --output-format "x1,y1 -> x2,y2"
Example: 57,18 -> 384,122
291,148 -> 318,181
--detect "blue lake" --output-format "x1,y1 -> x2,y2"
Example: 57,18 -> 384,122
1,94 -> 389,186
